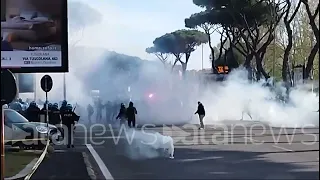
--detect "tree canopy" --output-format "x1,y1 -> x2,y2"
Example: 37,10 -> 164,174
186,0 -> 277,28
148,29 -> 208,72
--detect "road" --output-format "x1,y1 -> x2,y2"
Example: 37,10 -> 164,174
54,120 -> 319,179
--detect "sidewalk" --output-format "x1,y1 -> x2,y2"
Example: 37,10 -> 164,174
30,151 -> 91,180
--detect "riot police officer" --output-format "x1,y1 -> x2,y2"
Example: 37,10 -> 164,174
40,102 -> 52,123
25,101 -> 40,122
60,100 -> 68,111
61,104 -> 79,148
49,103 -> 61,125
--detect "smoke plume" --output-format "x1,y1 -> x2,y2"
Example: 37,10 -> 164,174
27,1 -> 317,128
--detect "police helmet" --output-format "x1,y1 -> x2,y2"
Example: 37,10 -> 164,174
30,101 -> 37,106
48,103 -> 53,107
53,103 -> 59,108
66,104 -> 73,110
62,100 -> 67,105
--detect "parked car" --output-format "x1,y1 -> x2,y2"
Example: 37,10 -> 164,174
4,108 -> 62,150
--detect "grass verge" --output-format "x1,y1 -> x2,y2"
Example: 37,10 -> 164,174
5,151 -> 38,178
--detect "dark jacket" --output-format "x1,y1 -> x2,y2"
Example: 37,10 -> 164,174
195,103 -> 205,116
49,107 -> 61,125
116,106 -> 127,119
61,110 -> 79,126
25,106 -> 40,122
126,105 -> 137,120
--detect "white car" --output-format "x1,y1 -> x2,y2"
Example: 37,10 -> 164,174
4,108 -> 61,149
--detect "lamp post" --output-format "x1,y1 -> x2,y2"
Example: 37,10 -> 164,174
201,44 -> 204,70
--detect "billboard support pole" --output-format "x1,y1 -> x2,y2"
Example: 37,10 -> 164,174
14,73 -> 19,99
1,105 -> 5,180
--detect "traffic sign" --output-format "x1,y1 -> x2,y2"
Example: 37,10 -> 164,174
1,70 -> 17,105
40,75 -> 53,93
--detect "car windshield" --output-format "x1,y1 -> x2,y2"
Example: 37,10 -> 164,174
5,110 -> 29,124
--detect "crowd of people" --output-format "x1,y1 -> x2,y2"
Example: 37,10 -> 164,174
87,99 -> 138,128
7,97 -> 209,149
8,99 -> 80,148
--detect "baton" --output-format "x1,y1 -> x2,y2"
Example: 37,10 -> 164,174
73,103 -> 77,112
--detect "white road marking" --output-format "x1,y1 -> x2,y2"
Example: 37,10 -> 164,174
272,145 -> 293,152
86,144 -> 114,180
243,137 -> 260,142
242,136 -> 295,152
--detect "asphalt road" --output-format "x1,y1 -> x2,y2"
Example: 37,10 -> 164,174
66,120 -> 319,179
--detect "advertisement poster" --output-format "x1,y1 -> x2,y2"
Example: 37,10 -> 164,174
1,0 -> 63,69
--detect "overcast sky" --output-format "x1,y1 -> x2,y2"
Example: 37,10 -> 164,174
70,0 -> 221,70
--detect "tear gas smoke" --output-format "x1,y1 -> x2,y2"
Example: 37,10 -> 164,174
198,69 -> 319,128
117,128 -> 174,160
25,2 -> 317,129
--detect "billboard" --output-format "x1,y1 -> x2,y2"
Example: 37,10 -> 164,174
1,0 -> 68,73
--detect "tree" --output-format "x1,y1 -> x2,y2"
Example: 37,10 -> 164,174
145,46 -> 170,67
185,0 -> 286,80
301,0 -> 319,79
185,10 -> 220,68
68,1 -> 102,47
282,0 -> 302,82
152,29 -> 208,74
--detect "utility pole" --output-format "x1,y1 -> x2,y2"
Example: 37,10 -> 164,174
63,73 -> 66,100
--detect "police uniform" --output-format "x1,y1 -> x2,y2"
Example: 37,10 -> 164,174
40,103 -> 52,123
25,102 -> 40,122
61,104 -> 79,148
50,103 -> 61,125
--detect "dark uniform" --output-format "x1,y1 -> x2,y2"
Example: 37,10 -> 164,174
49,103 -> 61,125
40,103 -> 52,123
126,102 -> 137,128
87,104 -> 94,124
116,103 -> 127,126
60,100 -> 68,112
61,104 -> 79,148
25,102 -> 40,122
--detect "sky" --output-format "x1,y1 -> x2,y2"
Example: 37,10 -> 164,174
71,0 -> 221,70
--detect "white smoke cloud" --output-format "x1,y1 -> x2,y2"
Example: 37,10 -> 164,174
117,127 -> 174,160
24,0 -> 319,160
198,69 -> 319,128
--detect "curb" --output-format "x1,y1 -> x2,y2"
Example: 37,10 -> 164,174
82,152 -> 97,180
